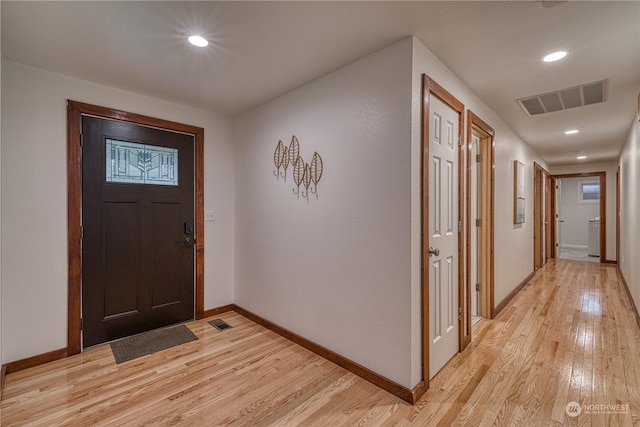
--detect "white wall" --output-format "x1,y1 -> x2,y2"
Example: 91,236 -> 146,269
619,118 -> 640,314
1,60 -> 235,363
0,3 -> 3,366
234,39 -> 415,387
550,162 -> 617,261
557,177 -> 600,248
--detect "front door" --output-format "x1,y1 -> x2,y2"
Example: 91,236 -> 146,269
428,95 -> 460,379
82,116 -> 195,348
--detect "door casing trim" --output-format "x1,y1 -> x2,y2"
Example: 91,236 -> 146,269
533,163 -> 551,269
67,100 -> 205,355
465,111 -> 495,329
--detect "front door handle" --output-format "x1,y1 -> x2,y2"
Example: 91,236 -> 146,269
428,247 -> 440,257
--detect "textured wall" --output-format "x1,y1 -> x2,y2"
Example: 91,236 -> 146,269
0,5 -> 3,365
234,39 -> 415,387
619,119 -> 640,314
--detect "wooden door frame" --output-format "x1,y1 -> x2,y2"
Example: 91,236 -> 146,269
545,173 -> 553,261
550,172 -> 606,263
421,75 -> 465,386
466,110 -> 495,328
66,100 -> 205,355
533,163 -> 550,269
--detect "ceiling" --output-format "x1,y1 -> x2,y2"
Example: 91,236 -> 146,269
2,1 -> 639,166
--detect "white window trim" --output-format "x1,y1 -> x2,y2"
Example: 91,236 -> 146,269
577,180 -> 600,204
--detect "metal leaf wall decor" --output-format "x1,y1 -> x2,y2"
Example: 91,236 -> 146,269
288,136 -> 299,167
273,135 -> 323,201
302,164 -> 311,198
273,140 -> 285,180
309,152 -> 323,197
282,147 -> 290,178
292,156 -> 304,196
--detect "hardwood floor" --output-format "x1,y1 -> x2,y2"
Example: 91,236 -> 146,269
2,260 -> 639,426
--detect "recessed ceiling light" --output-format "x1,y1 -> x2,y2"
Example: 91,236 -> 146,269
543,51 -> 567,63
576,155 -> 587,160
188,35 -> 208,47
565,129 -> 579,135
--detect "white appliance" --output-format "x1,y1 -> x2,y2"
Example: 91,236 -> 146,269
588,219 -> 600,257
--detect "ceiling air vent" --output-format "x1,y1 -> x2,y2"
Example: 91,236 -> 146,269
517,79 -> 608,116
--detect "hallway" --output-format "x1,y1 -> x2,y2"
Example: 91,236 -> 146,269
1,260 -> 639,425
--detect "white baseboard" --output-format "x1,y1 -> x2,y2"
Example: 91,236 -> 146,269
560,244 -> 588,250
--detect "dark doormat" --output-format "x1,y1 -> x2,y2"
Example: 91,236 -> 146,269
110,324 -> 198,364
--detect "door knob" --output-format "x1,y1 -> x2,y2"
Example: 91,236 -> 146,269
428,247 -> 440,257
178,237 -> 194,248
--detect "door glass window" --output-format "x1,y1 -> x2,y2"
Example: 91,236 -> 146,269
106,139 -> 178,186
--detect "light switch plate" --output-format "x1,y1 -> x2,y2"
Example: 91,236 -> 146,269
205,210 -> 215,222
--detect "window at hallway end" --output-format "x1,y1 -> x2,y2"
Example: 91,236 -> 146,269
578,181 -> 600,203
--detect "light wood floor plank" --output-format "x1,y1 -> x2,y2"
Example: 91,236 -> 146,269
2,260 -> 639,425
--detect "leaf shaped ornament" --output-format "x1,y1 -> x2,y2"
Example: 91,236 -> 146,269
274,140 -> 285,169
293,156 -> 305,186
282,146 -> 290,171
288,136 -> 300,166
309,152 -> 323,185
303,163 -> 311,189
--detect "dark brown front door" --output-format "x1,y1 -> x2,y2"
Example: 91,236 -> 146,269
82,116 -> 195,348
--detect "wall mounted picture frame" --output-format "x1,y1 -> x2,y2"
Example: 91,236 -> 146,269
514,160 -> 525,224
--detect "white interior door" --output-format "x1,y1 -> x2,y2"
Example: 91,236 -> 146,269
429,95 -> 460,379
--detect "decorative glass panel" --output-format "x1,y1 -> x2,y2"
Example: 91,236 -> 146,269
106,139 -> 178,186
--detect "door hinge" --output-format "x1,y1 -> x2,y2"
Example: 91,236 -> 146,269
80,226 -> 84,240
458,307 -> 462,320
458,220 -> 462,232
80,318 -> 83,331
476,218 -> 482,227
476,283 -> 482,292
80,132 -> 84,147
476,154 -> 482,163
